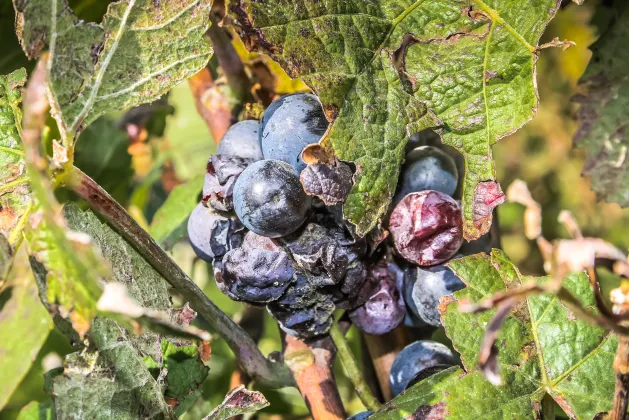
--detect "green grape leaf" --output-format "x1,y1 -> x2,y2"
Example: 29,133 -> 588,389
63,205 -> 210,405
161,339 -> 210,399
0,246 -> 53,411
231,0 -> 556,238
51,346 -> 173,420
16,399 -> 55,420
0,68 -> 31,247
13,0 -> 213,141
203,386 -> 269,420
22,119 -> 108,340
574,1 -> 629,206
372,250 -> 617,419
149,174 -> 204,249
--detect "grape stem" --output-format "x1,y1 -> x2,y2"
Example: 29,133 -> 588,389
364,326 -> 411,401
329,322 -> 383,412
283,333 -> 346,420
188,0 -> 251,143
67,166 -> 294,389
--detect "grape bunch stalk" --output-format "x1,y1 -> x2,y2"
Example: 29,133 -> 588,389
188,92 -> 493,399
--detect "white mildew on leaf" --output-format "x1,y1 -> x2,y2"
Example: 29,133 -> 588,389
14,0 -> 213,139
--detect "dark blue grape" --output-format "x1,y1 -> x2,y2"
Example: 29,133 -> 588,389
394,146 -> 458,203
347,412 -> 373,420
217,120 -> 263,160
267,297 -> 335,338
349,261 -> 405,335
389,341 -> 457,397
219,232 -> 294,303
403,263 -> 466,327
260,93 -> 328,172
187,203 -> 244,262
233,160 -> 311,238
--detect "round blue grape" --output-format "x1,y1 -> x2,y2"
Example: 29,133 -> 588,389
187,203 -> 243,262
217,120 -> 263,160
233,159 -> 311,238
260,93 -> 328,172
347,411 -> 373,420
394,146 -> 458,203
389,341 -> 456,397
403,263 -> 466,327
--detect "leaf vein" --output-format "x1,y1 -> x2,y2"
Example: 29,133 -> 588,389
69,0 -> 137,134
95,52 -> 211,101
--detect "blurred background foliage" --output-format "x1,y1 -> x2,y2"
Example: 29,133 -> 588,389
1,0 -> 627,418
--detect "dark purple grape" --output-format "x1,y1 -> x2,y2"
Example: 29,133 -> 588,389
233,160 -> 311,238
389,191 -> 463,266
267,297 -> 335,338
389,341 -> 457,396
220,232 -> 294,303
217,120 -> 263,160
403,263 -> 465,327
187,203 -> 244,262
349,261 -> 406,335
394,146 -> 458,203
203,154 -> 253,212
260,93 -> 328,172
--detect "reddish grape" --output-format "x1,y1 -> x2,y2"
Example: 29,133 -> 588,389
389,191 -> 463,266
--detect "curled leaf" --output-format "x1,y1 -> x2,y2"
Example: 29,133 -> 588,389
300,162 -> 353,205
203,385 -> 269,420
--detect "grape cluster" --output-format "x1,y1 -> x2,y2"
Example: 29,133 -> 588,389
187,92 -> 490,339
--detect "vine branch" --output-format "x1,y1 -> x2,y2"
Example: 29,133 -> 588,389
67,166 -> 293,389
329,322 -> 383,412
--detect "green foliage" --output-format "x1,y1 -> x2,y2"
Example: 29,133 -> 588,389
14,0 -> 213,142
16,400 -> 54,420
52,347 -> 173,420
0,248 -> 53,411
149,174 -> 204,249
0,69 -> 31,247
61,205 -> 209,412
73,117 -> 133,204
164,83 -> 216,181
372,250 -> 617,419
575,0 -> 629,206
161,339 -> 210,399
231,0 -> 556,238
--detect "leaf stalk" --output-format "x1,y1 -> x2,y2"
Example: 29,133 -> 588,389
329,322 -> 383,412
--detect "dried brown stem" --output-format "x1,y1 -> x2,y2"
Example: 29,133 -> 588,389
459,281 -> 629,336
587,266 -> 617,320
284,334 -> 346,420
68,167 -> 293,388
207,0 -> 252,103
612,336 -> 629,420
478,297 -> 520,385
363,326 -> 411,401
188,68 -> 235,143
